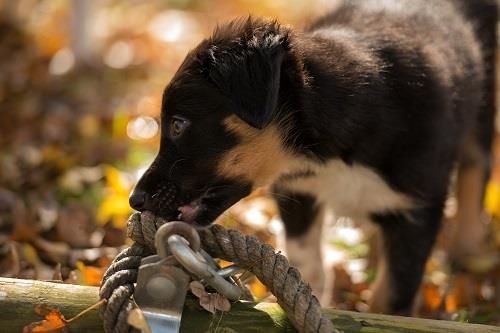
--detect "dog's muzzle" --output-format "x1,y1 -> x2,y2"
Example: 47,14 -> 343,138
129,181 -> 179,219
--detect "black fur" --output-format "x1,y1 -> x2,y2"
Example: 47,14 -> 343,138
131,0 -> 497,314
206,21 -> 289,129
275,190 -> 320,238
371,206 -> 444,314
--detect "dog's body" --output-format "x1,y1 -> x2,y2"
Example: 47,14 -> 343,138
130,0 -> 498,315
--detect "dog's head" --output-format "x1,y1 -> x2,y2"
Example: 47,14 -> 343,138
129,18 -> 303,226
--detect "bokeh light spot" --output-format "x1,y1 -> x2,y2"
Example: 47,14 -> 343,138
49,48 -> 75,75
104,41 -> 134,69
127,116 -> 159,140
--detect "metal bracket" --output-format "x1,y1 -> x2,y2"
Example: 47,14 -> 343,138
133,221 -> 250,333
134,256 -> 190,333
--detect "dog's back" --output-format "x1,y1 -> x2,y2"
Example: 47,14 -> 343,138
308,0 -> 497,156
279,0 -> 492,205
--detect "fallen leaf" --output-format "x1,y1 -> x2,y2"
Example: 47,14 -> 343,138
199,294 -> 216,314
96,166 -> 133,228
190,281 -> 231,313
76,261 -> 104,286
12,223 -> 39,242
213,293 -> 231,312
56,204 -> 93,247
421,283 -> 442,312
199,293 -> 232,313
64,270 -> 80,284
127,308 -> 152,333
52,263 -> 63,281
22,243 -> 42,268
445,274 -> 472,313
485,181 -> 500,218
189,281 -> 206,298
23,305 -> 67,333
0,241 -> 20,277
32,237 -> 70,264
248,278 -> 268,301
201,293 -> 232,313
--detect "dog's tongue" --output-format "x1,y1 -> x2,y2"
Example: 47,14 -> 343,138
178,201 -> 201,224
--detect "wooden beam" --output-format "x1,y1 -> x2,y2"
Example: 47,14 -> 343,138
1,277 -> 499,333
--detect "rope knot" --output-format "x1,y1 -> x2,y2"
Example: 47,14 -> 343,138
101,212 -> 335,333
126,211 -> 167,249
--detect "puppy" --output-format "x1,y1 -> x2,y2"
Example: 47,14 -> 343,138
130,0 -> 498,315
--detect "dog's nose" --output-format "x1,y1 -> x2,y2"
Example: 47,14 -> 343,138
129,189 -> 146,211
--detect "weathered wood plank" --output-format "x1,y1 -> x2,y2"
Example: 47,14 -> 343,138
0,277 -> 499,332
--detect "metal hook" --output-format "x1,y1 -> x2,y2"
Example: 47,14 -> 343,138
154,222 -> 245,301
168,234 -> 243,300
154,221 -> 200,257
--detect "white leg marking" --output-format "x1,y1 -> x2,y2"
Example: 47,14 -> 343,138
285,207 -> 333,306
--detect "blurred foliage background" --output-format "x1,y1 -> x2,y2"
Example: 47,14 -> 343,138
0,0 -> 499,326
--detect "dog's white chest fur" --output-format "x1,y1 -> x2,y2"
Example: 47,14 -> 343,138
283,160 -> 413,217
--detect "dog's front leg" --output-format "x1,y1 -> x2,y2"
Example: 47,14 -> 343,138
273,190 -> 332,306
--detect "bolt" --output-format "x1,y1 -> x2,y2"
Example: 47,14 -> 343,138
146,275 -> 176,301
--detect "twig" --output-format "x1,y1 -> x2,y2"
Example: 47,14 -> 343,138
67,299 -> 106,323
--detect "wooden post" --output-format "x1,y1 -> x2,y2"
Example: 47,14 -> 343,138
1,277 -> 499,333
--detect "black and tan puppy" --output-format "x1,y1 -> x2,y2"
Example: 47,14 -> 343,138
130,0 -> 498,315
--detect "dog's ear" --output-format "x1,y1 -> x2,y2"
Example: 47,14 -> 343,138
206,25 -> 287,129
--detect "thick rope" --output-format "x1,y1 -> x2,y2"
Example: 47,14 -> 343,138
100,212 -> 335,333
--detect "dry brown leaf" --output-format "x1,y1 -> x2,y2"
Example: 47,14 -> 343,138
12,223 -> 39,242
56,205 -> 93,248
0,241 -> 20,277
190,281 -> 231,313
199,294 -> 216,313
23,305 -> 67,333
189,281 -> 206,298
127,308 -> 152,333
52,263 -> 63,281
212,293 -> 231,312
64,270 -> 80,284
32,237 -> 70,264
199,293 -> 232,313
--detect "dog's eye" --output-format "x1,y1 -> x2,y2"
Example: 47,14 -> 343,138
169,116 -> 190,139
